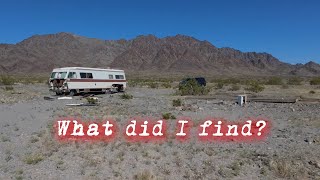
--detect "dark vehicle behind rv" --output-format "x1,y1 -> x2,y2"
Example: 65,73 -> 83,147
180,77 -> 206,86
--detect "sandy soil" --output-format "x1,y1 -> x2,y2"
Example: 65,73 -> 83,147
0,84 -> 319,179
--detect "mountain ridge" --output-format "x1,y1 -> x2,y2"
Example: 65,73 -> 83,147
0,32 -> 318,76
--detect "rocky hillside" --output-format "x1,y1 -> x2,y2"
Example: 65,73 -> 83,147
0,32 -> 318,76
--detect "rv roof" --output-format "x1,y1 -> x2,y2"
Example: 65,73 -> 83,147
53,67 -> 124,72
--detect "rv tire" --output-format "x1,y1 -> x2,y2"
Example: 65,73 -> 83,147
69,90 -> 77,96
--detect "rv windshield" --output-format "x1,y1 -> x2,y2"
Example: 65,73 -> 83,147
50,72 -> 57,78
51,72 -> 67,79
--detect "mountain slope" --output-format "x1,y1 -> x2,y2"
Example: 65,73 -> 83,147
0,32 -> 318,76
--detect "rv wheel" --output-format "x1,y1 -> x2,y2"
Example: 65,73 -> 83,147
117,85 -> 123,92
69,90 -> 77,96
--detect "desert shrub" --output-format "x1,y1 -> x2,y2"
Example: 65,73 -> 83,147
245,81 -> 265,93
172,99 -> 183,107
211,78 -> 241,85
287,77 -> 303,85
24,153 -> 44,165
161,82 -> 171,88
86,97 -> 98,104
309,90 -> 316,94
127,80 -> 138,87
281,84 -> 289,89
0,75 -> 16,85
269,156 -> 306,179
162,113 -> 176,120
21,78 -> 35,84
134,170 -> 155,180
4,86 -> 14,91
178,79 -> 210,95
215,82 -> 224,89
266,77 -> 283,85
120,93 -> 133,99
35,77 -> 48,84
228,84 -> 240,91
310,77 -> 320,85
147,82 -> 158,89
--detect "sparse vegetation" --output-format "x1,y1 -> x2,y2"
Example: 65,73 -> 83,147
147,82 -> 158,89
134,170 -> 155,180
86,97 -> 98,104
1,135 -> 10,142
172,98 -> 183,107
162,112 -> 176,120
120,93 -> 133,99
161,82 -> 171,88
228,84 -> 240,91
281,84 -> 289,89
178,79 -> 210,95
14,169 -> 24,180
215,82 -> 224,89
266,77 -> 283,85
128,78 -> 173,88
210,78 -> 241,85
310,77 -> 320,85
309,90 -> 316,94
4,86 -> 14,91
269,156 -> 306,179
30,136 -> 39,143
287,77 -> 303,85
0,75 -> 319,179
245,81 -> 265,93
24,153 -> 44,165
0,75 -> 16,85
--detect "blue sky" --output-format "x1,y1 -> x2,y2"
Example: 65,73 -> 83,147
0,0 -> 319,64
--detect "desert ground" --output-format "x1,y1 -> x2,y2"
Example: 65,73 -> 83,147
0,80 -> 319,180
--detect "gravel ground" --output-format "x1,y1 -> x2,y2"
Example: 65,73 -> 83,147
0,84 -> 319,179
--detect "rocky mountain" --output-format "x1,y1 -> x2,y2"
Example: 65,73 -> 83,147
0,32 -> 318,76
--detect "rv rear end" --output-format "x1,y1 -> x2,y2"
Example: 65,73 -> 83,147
49,67 -> 127,96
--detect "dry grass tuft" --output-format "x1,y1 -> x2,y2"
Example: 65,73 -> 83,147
134,170 -> 155,180
269,156 -> 306,179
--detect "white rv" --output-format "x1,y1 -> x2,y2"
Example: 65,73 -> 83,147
49,67 -> 126,95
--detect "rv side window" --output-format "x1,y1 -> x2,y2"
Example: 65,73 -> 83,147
87,73 -> 93,78
80,73 -> 93,79
115,75 -> 124,79
68,72 -> 77,79
109,75 -> 114,79
57,72 -> 67,79
80,73 -> 87,78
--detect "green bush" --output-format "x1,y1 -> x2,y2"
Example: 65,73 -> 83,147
0,75 -> 16,85
266,77 -> 283,85
228,84 -> 240,91
287,77 -> 302,85
162,113 -> 176,120
309,90 -> 316,94
172,99 -> 183,107
245,81 -> 265,93
310,77 -> 320,85
120,93 -> 133,99
178,79 -> 210,96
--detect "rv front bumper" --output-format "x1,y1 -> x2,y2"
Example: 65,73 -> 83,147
49,86 -> 69,93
